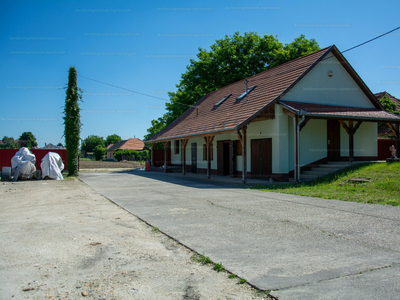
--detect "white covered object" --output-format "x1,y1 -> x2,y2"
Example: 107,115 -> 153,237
41,152 -> 64,180
11,147 -> 37,181
11,147 -> 36,169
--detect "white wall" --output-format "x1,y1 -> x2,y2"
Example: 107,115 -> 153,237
299,119 -> 327,166
246,105 -> 289,173
283,54 -> 375,109
171,141 -> 180,164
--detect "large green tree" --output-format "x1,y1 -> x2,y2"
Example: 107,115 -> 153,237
81,135 -> 105,153
63,66 -> 82,176
145,32 -> 319,139
0,136 -> 18,149
19,132 -> 37,148
380,94 -> 399,115
105,134 -> 122,146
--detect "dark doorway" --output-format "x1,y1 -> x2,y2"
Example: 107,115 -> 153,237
229,141 -> 236,177
191,143 -> 197,173
217,141 -> 230,176
327,120 -> 341,161
251,138 -> 272,178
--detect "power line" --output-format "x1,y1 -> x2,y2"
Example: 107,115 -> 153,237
342,26 -> 400,54
78,74 -> 193,108
77,26 -> 400,105
77,74 -> 170,102
247,26 -> 400,83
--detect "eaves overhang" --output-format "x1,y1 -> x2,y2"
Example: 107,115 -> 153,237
278,101 -> 400,123
145,127 -> 238,143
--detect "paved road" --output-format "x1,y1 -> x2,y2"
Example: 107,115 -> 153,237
80,171 -> 400,299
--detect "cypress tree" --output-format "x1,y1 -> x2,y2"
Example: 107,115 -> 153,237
63,67 -> 82,176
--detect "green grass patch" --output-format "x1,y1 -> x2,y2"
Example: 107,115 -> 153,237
191,253 -> 211,265
151,226 -> 159,233
213,262 -> 226,272
251,162 -> 400,206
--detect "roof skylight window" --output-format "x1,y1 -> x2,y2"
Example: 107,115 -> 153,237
237,86 -> 256,100
214,94 -> 231,107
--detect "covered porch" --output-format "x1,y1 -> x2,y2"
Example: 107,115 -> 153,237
280,101 -> 400,182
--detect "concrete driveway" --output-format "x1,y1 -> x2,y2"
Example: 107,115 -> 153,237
80,171 -> 400,300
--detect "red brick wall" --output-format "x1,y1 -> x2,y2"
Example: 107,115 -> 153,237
0,149 -> 68,171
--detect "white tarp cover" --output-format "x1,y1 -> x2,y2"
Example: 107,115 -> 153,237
11,147 -> 37,181
41,152 -> 64,180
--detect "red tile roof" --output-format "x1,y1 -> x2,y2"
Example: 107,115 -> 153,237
146,45 -> 392,142
107,138 -> 144,151
280,101 -> 400,122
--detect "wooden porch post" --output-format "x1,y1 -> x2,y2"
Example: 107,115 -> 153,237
236,127 -> 247,183
181,139 -> 188,175
150,143 -> 154,167
349,121 -> 354,162
242,126 -> 247,183
293,116 -> 298,183
163,141 -> 169,173
203,136 -> 214,179
339,120 -> 362,163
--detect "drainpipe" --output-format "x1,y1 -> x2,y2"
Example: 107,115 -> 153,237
296,113 -> 306,183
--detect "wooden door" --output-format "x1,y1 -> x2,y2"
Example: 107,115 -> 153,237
217,141 -> 223,176
327,120 -> 340,161
217,141 -> 230,176
222,143 -> 230,175
191,143 -> 197,173
229,141 -> 235,177
251,139 -> 272,178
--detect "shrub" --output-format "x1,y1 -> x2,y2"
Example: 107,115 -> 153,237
113,149 -> 150,161
93,145 -> 106,161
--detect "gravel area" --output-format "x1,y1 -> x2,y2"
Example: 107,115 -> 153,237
0,179 -> 271,300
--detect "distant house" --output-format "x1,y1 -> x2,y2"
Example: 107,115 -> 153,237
374,92 -> 400,137
41,143 -> 65,150
106,138 -> 145,160
375,91 -> 400,112
146,45 -> 400,182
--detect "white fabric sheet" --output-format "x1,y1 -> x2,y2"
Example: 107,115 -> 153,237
11,147 -> 36,181
41,152 -> 64,180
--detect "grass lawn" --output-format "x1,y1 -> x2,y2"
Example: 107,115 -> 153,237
251,162 -> 400,206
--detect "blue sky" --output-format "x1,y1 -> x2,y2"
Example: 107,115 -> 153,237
1,0 -> 399,147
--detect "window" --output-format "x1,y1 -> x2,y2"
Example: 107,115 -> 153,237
237,86 -> 256,100
174,140 -> 179,154
203,144 -> 213,160
214,94 -> 231,107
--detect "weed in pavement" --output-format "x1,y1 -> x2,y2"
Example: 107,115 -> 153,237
213,262 -> 226,272
191,253 -> 211,265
